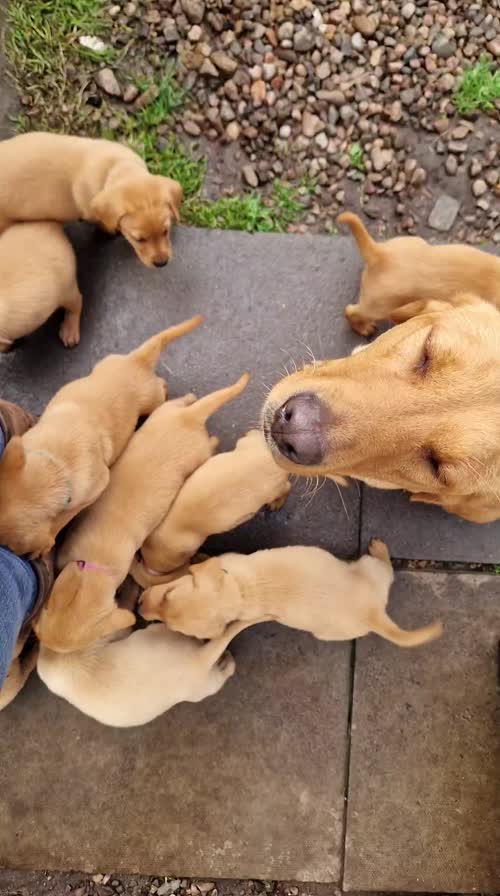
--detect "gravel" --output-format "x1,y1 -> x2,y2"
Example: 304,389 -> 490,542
86,1 -> 500,240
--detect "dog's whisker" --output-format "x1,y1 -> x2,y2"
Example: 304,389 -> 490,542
332,478 -> 350,520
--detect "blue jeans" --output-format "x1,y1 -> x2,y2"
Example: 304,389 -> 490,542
0,427 -> 38,689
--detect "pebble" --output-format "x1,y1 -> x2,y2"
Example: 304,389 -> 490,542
401,2 -> 416,19
211,51 -> 238,76
242,164 -> 259,187
163,21 -> 179,42
353,14 -> 378,37
293,27 -> 315,52
432,33 -> 456,59
351,32 -> 366,52
123,84 -> 139,103
181,0 -> 205,24
188,25 -> 202,42
428,194 -> 460,232
225,121 -> 240,141
472,179 -> 488,198
302,109 -> 324,138
371,146 -> 394,173
445,155 -> 458,176
95,68 -> 121,97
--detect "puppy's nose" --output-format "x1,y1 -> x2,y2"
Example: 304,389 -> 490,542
154,259 -> 168,268
271,393 -> 328,465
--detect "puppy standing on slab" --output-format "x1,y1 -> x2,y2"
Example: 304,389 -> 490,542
134,430 -> 291,585
35,375 -> 250,653
37,618 -> 263,728
141,539 -> 443,648
0,132 -> 182,268
0,316 -> 202,556
338,211 -> 500,336
0,222 -> 82,350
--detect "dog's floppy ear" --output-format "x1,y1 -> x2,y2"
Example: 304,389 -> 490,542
161,177 -> 183,223
1,436 -> 26,473
89,185 -> 127,233
98,607 -> 136,639
190,557 -> 225,588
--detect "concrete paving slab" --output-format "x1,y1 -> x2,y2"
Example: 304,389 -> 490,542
0,224 -> 361,557
0,625 -> 351,881
344,571 -> 500,893
360,485 -> 500,563
0,226 -> 358,879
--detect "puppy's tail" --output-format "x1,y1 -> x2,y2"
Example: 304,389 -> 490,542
199,617 -> 269,669
187,373 -> 250,423
130,315 -> 204,368
368,611 -> 443,647
337,212 -> 380,266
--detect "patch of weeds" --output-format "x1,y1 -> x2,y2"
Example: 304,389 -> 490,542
6,0 -> 112,132
454,55 -> 500,115
134,72 -> 186,129
349,142 -> 366,172
183,182 -> 305,233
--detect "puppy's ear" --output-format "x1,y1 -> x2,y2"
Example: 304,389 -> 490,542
1,436 -> 26,472
100,607 -> 136,638
89,186 -> 127,233
161,177 -> 183,223
191,557 -> 225,587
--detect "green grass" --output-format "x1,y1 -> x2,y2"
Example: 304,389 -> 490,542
454,55 -> 500,115
7,0 -> 113,131
348,142 -> 366,172
6,0 -> 308,232
183,182 -> 305,232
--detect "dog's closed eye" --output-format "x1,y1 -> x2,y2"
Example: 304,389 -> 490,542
415,330 -> 433,375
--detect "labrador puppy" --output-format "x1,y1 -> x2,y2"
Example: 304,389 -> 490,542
141,539 -> 442,647
0,222 -> 82,350
37,619 -> 261,728
35,375 -> 249,652
262,294 -> 500,522
136,430 -> 291,580
0,316 -> 202,556
0,132 -> 183,267
339,211 -> 500,336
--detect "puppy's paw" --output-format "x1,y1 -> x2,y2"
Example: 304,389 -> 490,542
267,490 -> 289,512
368,538 -> 391,564
217,650 -> 236,677
345,305 -> 377,337
59,317 -> 80,348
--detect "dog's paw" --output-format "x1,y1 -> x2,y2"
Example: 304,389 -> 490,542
344,305 -> 377,338
267,491 -> 289,512
59,317 -> 80,348
368,538 -> 391,563
217,650 -> 236,677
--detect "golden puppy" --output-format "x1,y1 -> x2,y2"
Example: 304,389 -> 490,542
261,294 -> 500,522
0,316 -> 202,556
339,211 -> 500,336
0,132 -> 183,267
135,429 -> 291,580
0,222 -> 82,350
35,375 -> 249,652
141,539 -> 442,647
37,619 -> 262,728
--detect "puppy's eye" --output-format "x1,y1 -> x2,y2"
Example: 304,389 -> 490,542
425,449 -> 441,478
163,228 -> 169,237
131,235 -> 146,243
416,330 -> 433,374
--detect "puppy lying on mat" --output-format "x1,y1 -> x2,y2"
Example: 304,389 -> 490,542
339,211 -> 500,336
37,619 -> 263,728
133,429 -> 291,586
0,132 -> 182,268
141,539 -> 442,647
35,375 -> 249,652
0,316 -> 202,556
0,222 -> 82,350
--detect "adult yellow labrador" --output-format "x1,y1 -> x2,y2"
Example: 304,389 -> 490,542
262,295 -> 500,523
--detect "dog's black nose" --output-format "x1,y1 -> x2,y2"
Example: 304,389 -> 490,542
154,259 -> 168,268
270,393 -> 328,465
